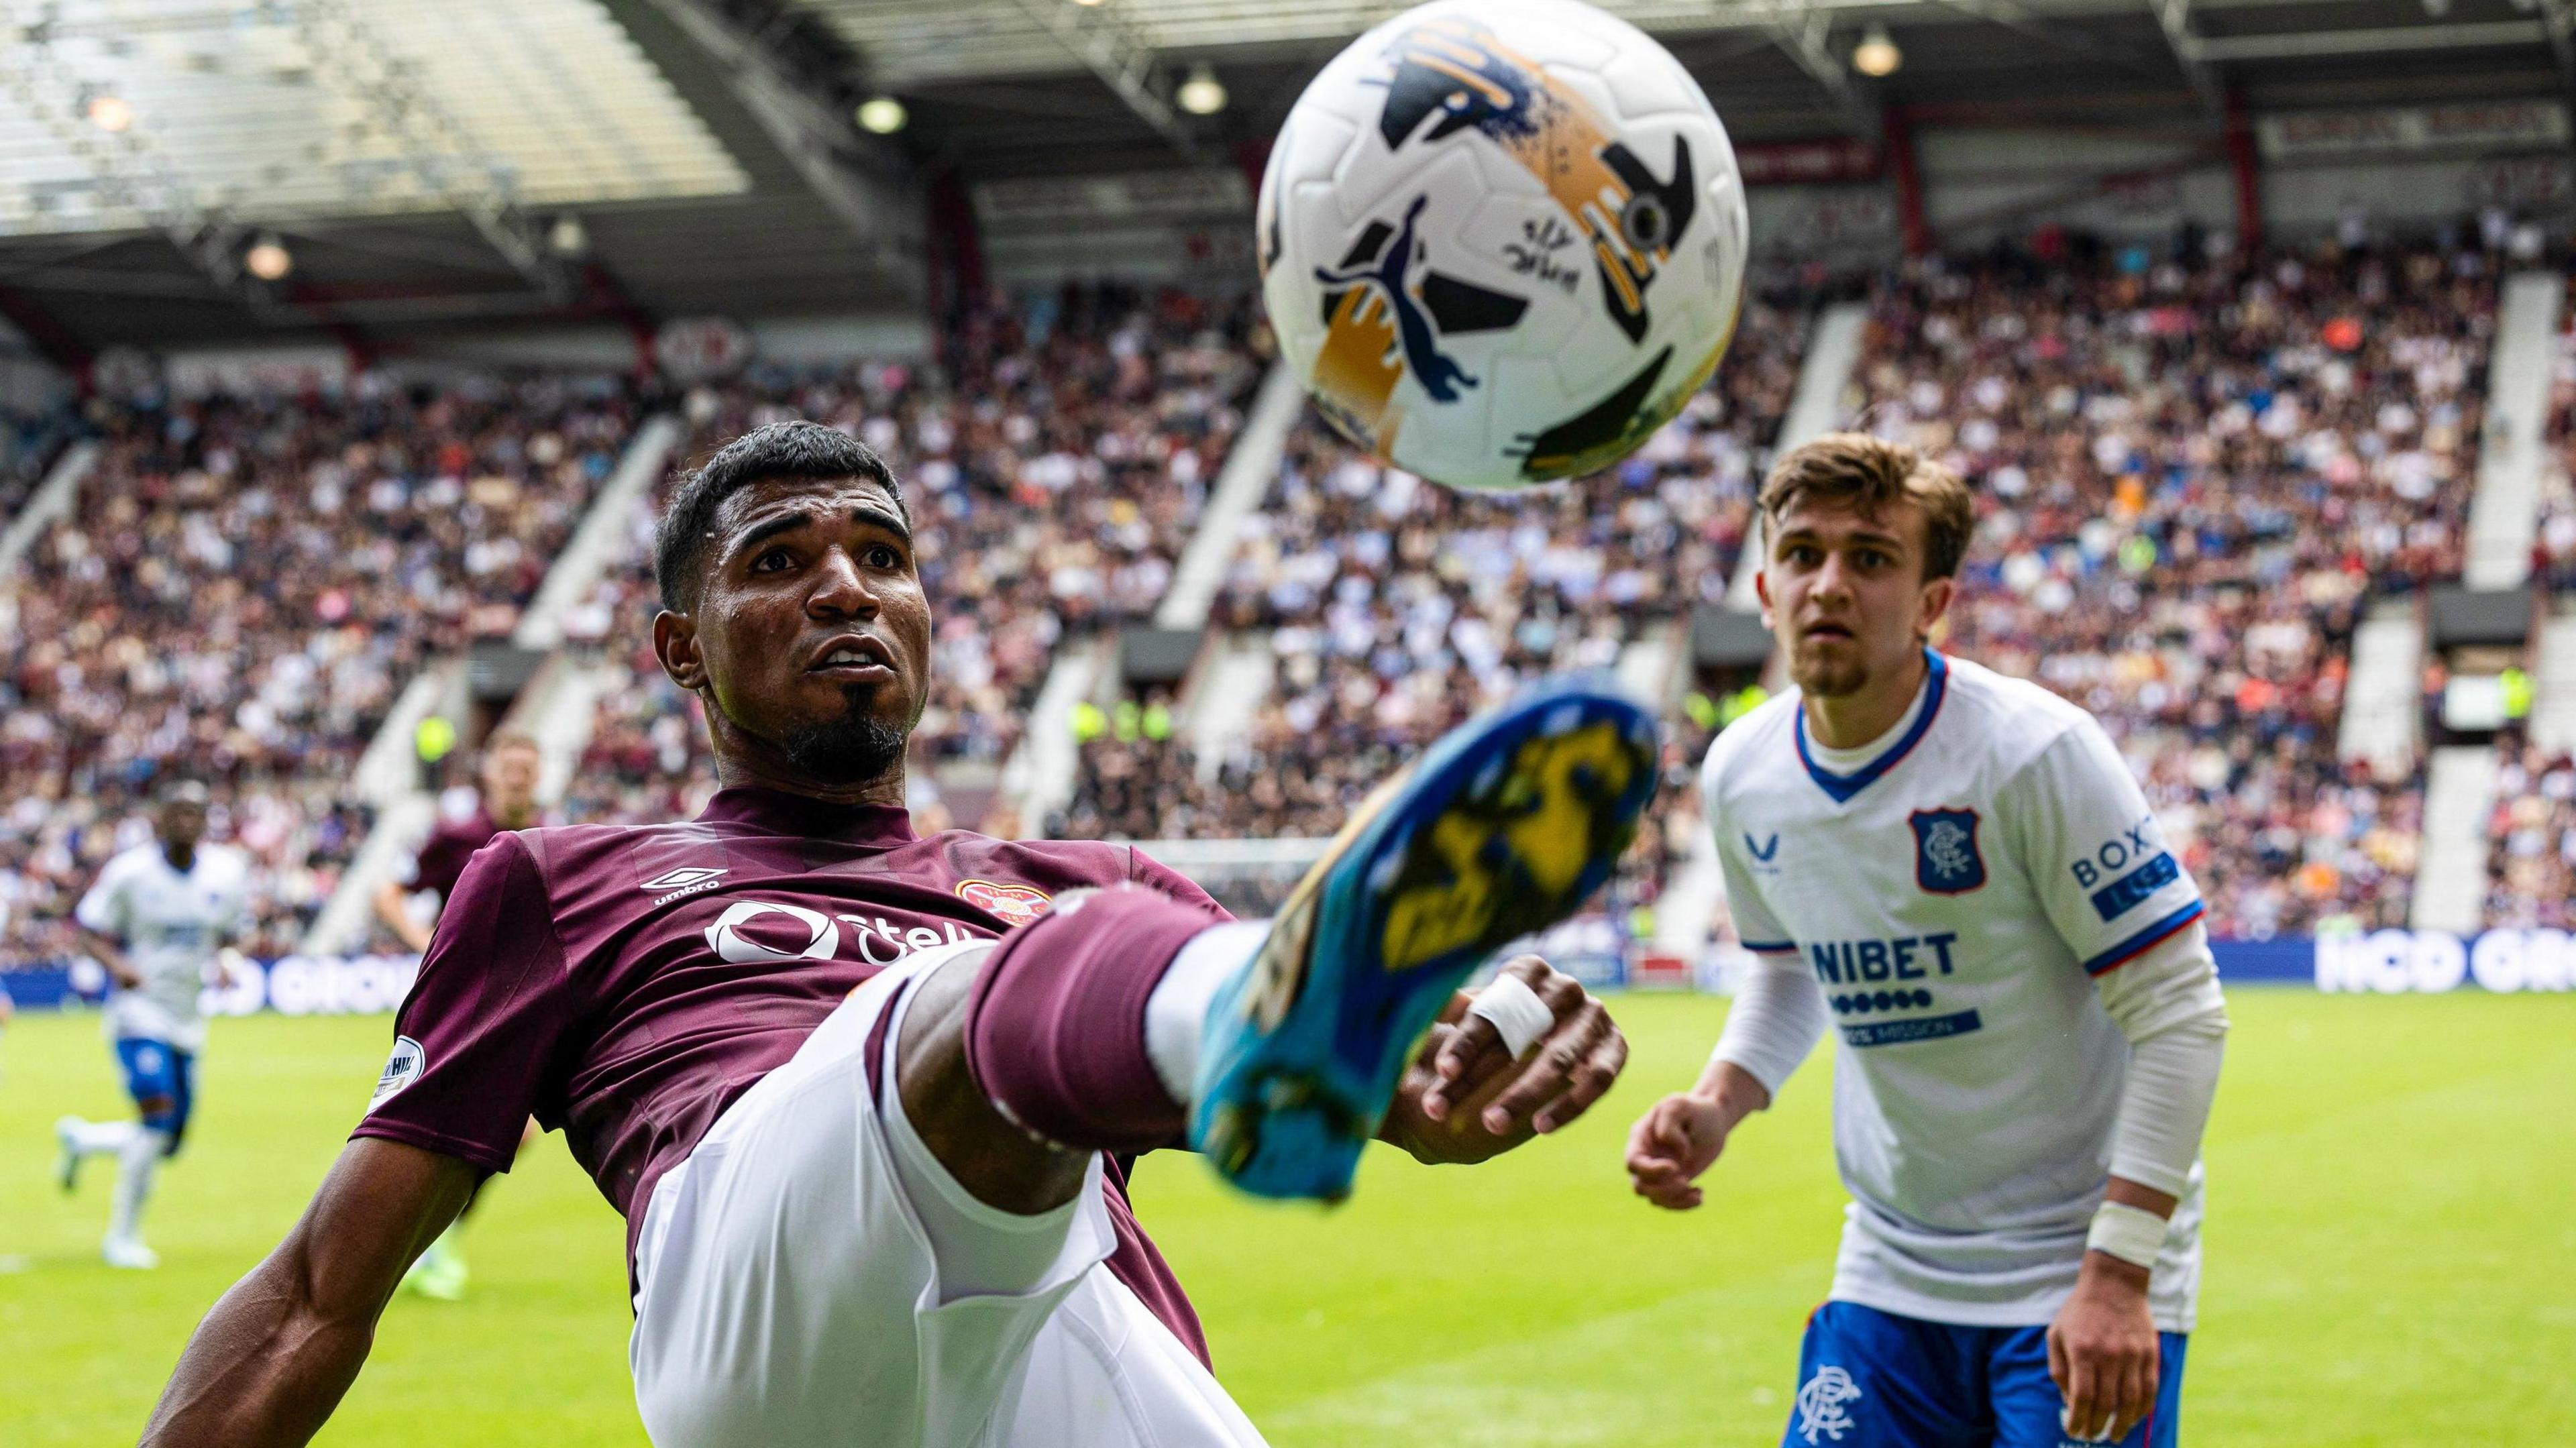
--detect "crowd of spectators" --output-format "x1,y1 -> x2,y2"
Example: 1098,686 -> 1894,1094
1057,292 -> 1811,852
0,372 -> 637,963
1057,234 -> 2507,943
1849,235 -> 2491,937
2483,731 -> 2576,929
560,283 -> 1263,826
0,227 -> 2534,973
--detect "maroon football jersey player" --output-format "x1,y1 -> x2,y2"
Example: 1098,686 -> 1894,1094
371,733 -> 544,954
354,787 -> 1217,1350
146,423 -> 1629,1447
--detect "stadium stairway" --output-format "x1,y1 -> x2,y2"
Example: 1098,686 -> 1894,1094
998,632 -> 1112,835
1153,359 -> 1304,631
2340,599 -> 2426,779
2464,271 -> 2567,590
301,416 -> 686,956
1728,298 -> 1868,609
2408,268 -> 2563,932
0,439 -> 99,572
1183,633 -> 1277,787
2414,746 -> 2500,934
2533,601 -> 2576,757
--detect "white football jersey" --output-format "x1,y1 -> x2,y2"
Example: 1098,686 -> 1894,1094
1705,650 -> 2208,1331
75,842 -> 251,1052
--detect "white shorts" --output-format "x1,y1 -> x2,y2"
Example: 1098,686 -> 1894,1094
629,945 -> 1266,1448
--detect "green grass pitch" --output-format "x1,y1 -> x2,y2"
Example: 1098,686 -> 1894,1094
1,989 -> 2569,1445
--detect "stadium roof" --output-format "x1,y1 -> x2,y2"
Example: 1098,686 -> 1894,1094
820,0 -> 2574,163
0,0 -> 2562,358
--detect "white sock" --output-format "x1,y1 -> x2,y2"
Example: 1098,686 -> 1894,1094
1144,920 -> 1269,1105
109,1127 -> 168,1244
68,1118 -> 138,1156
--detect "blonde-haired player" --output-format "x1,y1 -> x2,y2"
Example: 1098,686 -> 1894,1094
1627,435 -> 2229,1447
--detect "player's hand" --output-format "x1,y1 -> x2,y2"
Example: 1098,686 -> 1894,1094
1623,1089 -> 1741,1210
1385,956 -> 1625,1164
2048,1252 -> 2160,1443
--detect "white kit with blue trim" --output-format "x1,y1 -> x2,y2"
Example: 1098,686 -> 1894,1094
77,843 -> 251,1053
1703,650 -> 2208,1329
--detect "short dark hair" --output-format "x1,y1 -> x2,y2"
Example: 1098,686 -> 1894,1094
654,421 -> 907,614
1759,433 -> 1975,581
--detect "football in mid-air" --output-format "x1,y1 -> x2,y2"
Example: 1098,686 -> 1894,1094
1258,0 -> 1750,492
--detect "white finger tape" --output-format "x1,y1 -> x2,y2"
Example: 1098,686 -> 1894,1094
2086,1200 -> 2169,1270
1467,974 -> 1556,1060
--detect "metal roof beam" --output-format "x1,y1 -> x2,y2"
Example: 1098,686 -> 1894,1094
289,0 -> 574,302
2534,0 -> 2576,115
634,0 -> 922,290
1770,3 -> 1882,139
2147,0 -> 2222,114
1004,0 -> 1214,166
2184,20 -> 2546,62
0,34 -> 276,316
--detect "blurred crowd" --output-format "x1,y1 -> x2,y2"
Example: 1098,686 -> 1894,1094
559,283 -> 1262,826
0,225 -> 2548,973
0,374 -> 637,962
1055,292 -> 1811,873
1853,235 -> 2493,936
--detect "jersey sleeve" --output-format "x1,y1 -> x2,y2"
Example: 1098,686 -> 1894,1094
1703,750 -> 1796,957
73,857 -> 130,937
352,832 -> 571,1174
1126,847 -> 1234,922
2002,721 -> 2206,978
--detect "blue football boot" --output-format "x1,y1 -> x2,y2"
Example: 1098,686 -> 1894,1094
1189,676 -> 1659,1201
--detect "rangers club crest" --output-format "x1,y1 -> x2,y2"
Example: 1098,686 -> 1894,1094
957,879 -> 1053,929
1910,809 -> 1986,895
1794,1363 -> 1862,1443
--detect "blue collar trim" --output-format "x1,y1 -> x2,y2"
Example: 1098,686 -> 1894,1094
1795,649 -> 1949,804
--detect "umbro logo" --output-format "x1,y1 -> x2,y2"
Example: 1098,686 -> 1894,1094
642,867 -> 729,903
1745,833 -> 1780,862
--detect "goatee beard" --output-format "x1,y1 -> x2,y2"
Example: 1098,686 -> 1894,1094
1789,651 -> 1868,698
780,689 -> 910,785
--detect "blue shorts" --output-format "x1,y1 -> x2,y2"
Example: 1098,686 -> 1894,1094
1784,1301 -> 2186,1448
113,1037 -> 196,1154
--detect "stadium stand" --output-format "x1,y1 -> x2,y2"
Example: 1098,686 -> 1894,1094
1850,237 -> 2495,938
1053,290 -> 1812,846
0,239 -> 2536,969
1052,237 -> 2506,944
557,284 -> 1263,828
0,375 -> 638,962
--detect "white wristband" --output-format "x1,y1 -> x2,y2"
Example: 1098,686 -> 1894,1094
2086,1200 -> 2168,1270
1466,974 -> 1556,1059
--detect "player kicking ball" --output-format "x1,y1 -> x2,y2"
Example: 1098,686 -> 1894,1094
144,421 -> 1656,1447
56,779 -> 251,1270
1625,435 -> 2229,1448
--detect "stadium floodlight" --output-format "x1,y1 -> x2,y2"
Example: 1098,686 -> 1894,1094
85,92 -> 135,133
1851,24 -> 1902,76
244,235 -> 294,282
856,96 -> 908,135
1070,0 -> 1106,6
1176,64 -> 1227,116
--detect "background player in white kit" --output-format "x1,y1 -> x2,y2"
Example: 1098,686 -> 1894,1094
56,779 -> 250,1269
1625,436 -> 2230,1447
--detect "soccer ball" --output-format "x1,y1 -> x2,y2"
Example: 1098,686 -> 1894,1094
1257,0 -> 1748,492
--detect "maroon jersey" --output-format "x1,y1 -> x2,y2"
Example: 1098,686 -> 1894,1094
400,798 -> 501,903
354,785 -> 1221,1359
